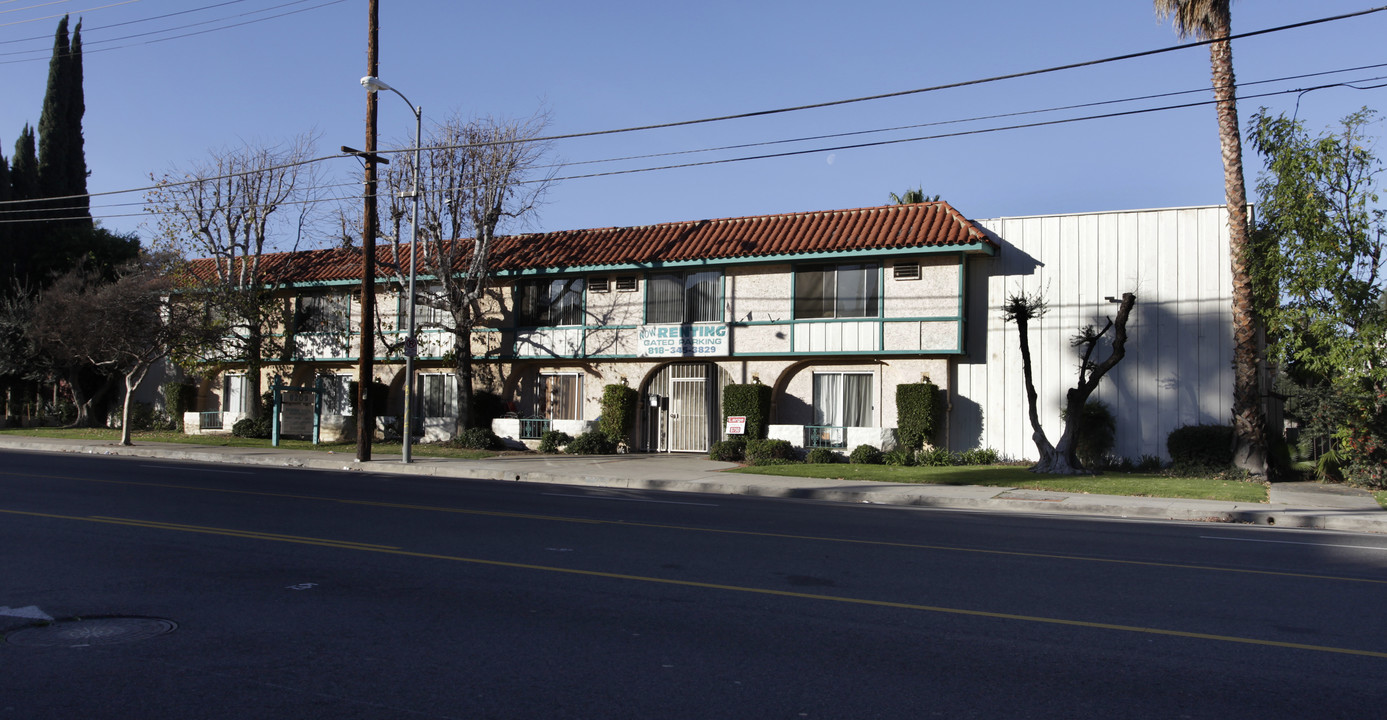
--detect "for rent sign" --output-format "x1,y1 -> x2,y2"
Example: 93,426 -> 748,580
637,324 -> 729,357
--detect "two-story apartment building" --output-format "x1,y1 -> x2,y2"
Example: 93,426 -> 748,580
185,201 -> 1244,462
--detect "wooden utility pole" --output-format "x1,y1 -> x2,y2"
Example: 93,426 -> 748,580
356,0 -> 379,462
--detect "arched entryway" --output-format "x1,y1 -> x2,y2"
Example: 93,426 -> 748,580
640,362 -> 733,453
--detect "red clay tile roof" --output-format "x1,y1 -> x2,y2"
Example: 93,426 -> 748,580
185,202 -> 994,285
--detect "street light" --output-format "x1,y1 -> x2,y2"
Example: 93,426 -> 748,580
362,75 -> 422,464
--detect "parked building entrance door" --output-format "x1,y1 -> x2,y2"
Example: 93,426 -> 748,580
642,362 -> 732,453
669,376 -> 707,452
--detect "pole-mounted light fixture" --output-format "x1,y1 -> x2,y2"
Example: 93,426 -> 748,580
362,75 -> 422,464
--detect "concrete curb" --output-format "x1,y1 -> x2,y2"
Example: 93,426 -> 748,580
3,436 -> 1385,534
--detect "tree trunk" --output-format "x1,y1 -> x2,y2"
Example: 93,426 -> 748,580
1014,308 -> 1057,462
1208,13 -> 1269,477
455,324 -> 474,430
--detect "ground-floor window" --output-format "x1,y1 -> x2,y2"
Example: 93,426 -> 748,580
320,373 -> 353,416
223,374 -> 250,414
811,372 -> 873,447
536,373 -> 581,420
417,373 -> 456,418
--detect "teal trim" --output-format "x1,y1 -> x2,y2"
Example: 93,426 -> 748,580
490,242 -> 997,276
957,254 -> 967,354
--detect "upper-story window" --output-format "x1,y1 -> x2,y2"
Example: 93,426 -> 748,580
296,292 -> 350,333
646,270 -> 721,324
794,263 -> 879,319
398,284 -> 451,329
517,278 -> 584,327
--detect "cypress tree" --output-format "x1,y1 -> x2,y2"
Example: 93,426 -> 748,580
36,15 -> 89,225
6,127 -> 39,291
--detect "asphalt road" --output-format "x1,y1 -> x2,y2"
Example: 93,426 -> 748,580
3,449 -> 1386,719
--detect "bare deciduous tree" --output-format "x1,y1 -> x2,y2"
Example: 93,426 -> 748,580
1004,290 -> 1137,474
145,134 -> 324,417
381,113 -> 553,430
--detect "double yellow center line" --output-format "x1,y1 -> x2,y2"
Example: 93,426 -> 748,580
5,505 -> 1387,660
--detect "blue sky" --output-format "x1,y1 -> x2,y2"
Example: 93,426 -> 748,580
3,0 -> 1386,248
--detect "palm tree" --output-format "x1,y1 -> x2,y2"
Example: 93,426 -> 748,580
889,187 -> 940,204
1154,0 -> 1267,476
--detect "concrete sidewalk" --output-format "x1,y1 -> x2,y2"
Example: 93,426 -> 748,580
2,434 -> 1384,534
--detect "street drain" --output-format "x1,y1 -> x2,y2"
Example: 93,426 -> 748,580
5,616 -> 176,648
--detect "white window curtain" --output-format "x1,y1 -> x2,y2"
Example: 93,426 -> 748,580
813,372 -> 873,427
223,374 -> 249,414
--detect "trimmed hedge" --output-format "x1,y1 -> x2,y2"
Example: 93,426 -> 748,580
599,384 -> 639,445
161,381 -> 197,430
1066,400 -> 1116,470
1167,424 -> 1234,474
565,430 -> 617,455
895,382 -> 941,450
723,383 -> 772,440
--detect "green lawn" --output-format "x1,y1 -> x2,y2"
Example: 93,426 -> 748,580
728,462 -> 1270,503
0,427 -> 497,460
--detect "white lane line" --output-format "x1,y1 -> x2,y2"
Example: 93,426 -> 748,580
1201,535 -> 1387,551
140,464 -> 254,475
541,492 -> 719,507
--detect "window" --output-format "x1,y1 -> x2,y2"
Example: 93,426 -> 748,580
518,278 -> 584,326
223,374 -> 250,414
615,276 -> 638,292
320,374 -> 353,416
813,373 -> 873,428
398,285 -> 451,329
533,373 -> 580,420
296,293 -> 350,333
646,270 -> 721,324
589,277 -> 610,293
416,373 -> 456,419
794,264 -> 879,319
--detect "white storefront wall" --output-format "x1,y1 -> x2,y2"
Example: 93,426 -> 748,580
952,206 -> 1235,462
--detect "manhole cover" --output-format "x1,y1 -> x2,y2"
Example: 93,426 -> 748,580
5,617 -> 177,647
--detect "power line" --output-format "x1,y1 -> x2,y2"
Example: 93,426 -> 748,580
6,75 -> 1383,226
0,0 -> 345,62
0,0 -> 250,45
0,1 -> 139,29
3,7 -> 1385,221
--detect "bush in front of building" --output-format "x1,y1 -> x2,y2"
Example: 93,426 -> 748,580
565,430 -> 617,455
883,448 -> 915,466
918,446 -> 952,466
745,438 -> 794,464
161,381 -> 197,431
599,384 -> 639,446
1166,424 -> 1235,475
723,383 -> 772,439
849,444 -> 883,464
449,426 -> 498,450
805,447 -> 838,464
538,430 -> 572,454
709,438 -> 747,462
895,381 -> 942,450
231,416 -> 271,439
952,447 -> 999,466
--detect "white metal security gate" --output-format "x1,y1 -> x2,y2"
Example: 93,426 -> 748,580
643,362 -> 731,453
669,376 -> 708,452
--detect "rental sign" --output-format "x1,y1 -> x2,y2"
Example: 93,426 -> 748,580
637,324 -> 730,357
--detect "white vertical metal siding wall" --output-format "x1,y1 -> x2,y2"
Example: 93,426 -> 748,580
952,206 -> 1234,461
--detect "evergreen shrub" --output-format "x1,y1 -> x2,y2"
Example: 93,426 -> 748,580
709,438 -> 747,462
565,430 -> 617,455
805,447 -> 838,464
599,384 -> 639,445
745,438 -> 794,464
723,383 -> 772,439
538,430 -> 572,454
1167,424 -> 1235,475
895,382 -> 941,450
451,426 -> 497,450
849,444 -> 883,464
